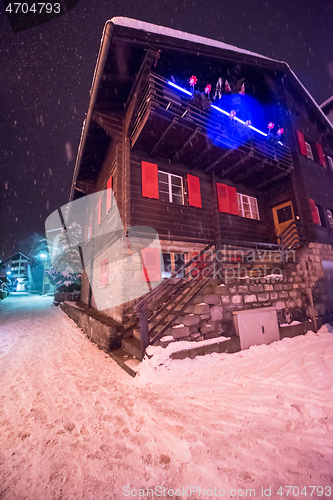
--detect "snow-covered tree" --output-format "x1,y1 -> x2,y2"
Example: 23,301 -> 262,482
48,222 -> 82,292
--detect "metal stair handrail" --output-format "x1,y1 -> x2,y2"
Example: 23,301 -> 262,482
135,242 -> 214,313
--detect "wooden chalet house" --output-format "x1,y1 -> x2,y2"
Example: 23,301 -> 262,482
67,18 -> 333,367
321,95 -> 333,126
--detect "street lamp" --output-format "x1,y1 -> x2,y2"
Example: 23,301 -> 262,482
39,253 -> 47,295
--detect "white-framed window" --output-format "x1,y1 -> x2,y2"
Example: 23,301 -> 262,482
158,170 -> 184,205
327,209 -> 333,227
305,141 -> 314,160
327,156 -> 333,172
162,251 -> 187,278
237,193 -> 260,220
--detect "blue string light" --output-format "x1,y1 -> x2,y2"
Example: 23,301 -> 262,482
167,80 -> 286,144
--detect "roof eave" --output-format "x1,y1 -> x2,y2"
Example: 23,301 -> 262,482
69,21 -> 115,201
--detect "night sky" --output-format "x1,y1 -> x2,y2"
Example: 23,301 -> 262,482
1,0 -> 333,261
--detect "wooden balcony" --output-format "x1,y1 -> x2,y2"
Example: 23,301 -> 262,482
130,73 -> 293,189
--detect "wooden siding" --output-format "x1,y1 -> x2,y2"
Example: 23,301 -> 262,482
130,153 -> 274,244
130,155 -> 215,243
283,86 -> 333,244
96,139 -> 124,224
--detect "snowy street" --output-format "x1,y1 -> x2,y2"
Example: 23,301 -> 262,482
0,294 -> 333,500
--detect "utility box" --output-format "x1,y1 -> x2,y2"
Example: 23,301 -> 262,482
233,307 -> 280,350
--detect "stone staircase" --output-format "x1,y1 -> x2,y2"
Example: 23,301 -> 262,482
109,278 -> 241,375
109,241 -> 287,375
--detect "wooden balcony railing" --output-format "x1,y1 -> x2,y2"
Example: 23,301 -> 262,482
130,73 -> 293,175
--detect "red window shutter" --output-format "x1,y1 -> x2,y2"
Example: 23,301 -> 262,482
228,186 -> 239,215
216,183 -> 230,213
296,130 -> 307,156
141,248 -> 161,282
142,161 -> 159,199
106,176 -> 113,211
187,174 -> 202,208
97,196 -> 102,225
100,258 -> 108,286
316,143 -> 326,168
309,199 -> 320,224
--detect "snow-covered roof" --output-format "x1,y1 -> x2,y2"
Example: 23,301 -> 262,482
286,68 -> 333,132
110,18 -> 333,133
110,17 -> 283,64
320,95 -> 333,110
1,252 -> 29,264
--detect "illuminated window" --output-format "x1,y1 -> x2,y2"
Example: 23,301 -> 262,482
237,193 -> 260,220
162,252 -> 187,278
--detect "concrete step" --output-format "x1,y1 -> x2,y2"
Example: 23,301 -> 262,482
108,348 -> 141,377
169,335 -> 240,360
122,337 -> 143,361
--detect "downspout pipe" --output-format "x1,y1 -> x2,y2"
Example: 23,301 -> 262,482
69,21 -> 115,202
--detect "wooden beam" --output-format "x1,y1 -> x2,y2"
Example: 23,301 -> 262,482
188,144 -> 212,169
256,169 -> 292,190
205,149 -> 233,174
219,151 -> 255,177
171,128 -> 200,163
75,179 -> 96,195
150,118 -> 178,154
124,49 -> 159,137
220,151 -> 254,177
232,159 -> 266,183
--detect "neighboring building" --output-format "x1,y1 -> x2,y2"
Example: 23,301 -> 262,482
64,18 -> 333,365
321,96 -> 333,126
0,252 -> 29,291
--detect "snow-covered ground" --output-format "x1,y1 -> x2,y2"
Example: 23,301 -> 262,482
0,294 -> 333,500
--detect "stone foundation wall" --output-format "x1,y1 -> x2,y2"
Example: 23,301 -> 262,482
164,242 -> 333,343
60,301 -> 122,351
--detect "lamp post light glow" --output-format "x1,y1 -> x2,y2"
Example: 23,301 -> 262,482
39,252 -> 47,295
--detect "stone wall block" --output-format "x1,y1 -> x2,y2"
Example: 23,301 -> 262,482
210,306 -> 223,321
194,303 -> 210,315
258,293 -> 270,301
200,324 -> 216,335
204,294 -> 221,305
182,314 -> 200,326
221,295 -> 230,304
231,295 -> 243,305
172,324 -> 190,339
249,285 -> 264,292
215,285 -> 229,295
244,295 -> 257,303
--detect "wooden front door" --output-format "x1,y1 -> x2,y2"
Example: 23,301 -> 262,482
272,201 -> 295,238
